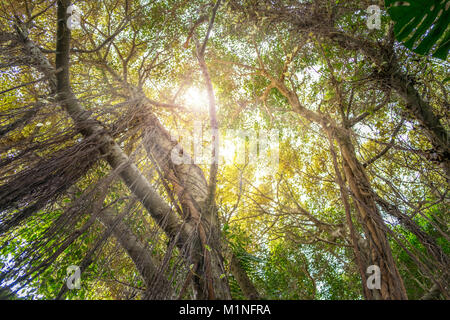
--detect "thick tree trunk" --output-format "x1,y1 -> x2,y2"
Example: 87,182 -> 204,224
271,69 -> 409,300
328,134 -> 371,299
17,15 -> 229,297
20,2 -> 188,246
143,115 -> 231,299
41,0 -> 229,300
16,0 -> 226,300
143,112 -> 266,299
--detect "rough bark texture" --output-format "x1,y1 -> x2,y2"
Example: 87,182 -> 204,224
143,112 -> 264,299
328,134 -> 371,299
54,0 -> 229,300
270,66 -> 408,299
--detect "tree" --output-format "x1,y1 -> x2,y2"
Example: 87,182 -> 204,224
0,0 -> 448,300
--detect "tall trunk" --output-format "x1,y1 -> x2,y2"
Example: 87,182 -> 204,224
143,115 -> 231,299
140,1 -> 231,296
19,2 -> 187,245
329,124 -> 448,298
272,72 -> 408,299
16,0 -> 216,299
332,127 -> 408,300
144,123 -> 258,299
328,134 -> 371,299
16,7 -> 230,298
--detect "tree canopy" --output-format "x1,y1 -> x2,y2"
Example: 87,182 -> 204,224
0,0 -> 448,300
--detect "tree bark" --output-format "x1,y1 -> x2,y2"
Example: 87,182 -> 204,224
15,0 -> 215,299
265,69 -> 409,299
332,127 -> 408,299
142,114 -> 230,299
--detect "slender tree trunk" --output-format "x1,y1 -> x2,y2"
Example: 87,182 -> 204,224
331,127 -> 408,300
230,254 -> 260,299
271,70 -> 409,300
327,134 -> 371,299
97,209 -> 173,300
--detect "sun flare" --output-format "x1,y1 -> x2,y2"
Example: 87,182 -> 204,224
182,87 -> 209,113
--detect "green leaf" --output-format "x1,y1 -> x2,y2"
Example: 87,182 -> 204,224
385,0 -> 450,60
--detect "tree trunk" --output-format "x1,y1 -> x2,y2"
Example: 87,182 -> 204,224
97,209 -> 173,299
332,127 -> 408,300
17,0 -> 227,300
143,114 -> 231,299
230,254 -> 260,299
270,66 -> 409,300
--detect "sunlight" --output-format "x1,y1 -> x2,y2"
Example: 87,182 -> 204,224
182,87 -> 209,113
220,136 -> 237,164
2,0 -> 446,302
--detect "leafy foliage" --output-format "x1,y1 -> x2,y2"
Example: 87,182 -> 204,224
0,0 -> 448,300
385,0 -> 450,59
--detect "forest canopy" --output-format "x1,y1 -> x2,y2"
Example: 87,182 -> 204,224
0,0 -> 448,300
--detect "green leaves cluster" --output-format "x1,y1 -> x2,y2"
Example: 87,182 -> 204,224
385,0 -> 450,59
